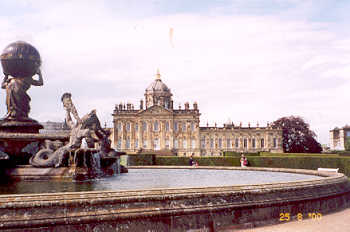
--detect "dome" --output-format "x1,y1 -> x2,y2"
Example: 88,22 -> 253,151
145,70 -> 171,94
146,79 -> 170,93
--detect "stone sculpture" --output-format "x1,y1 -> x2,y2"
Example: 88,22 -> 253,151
0,41 -> 43,121
0,41 -> 44,133
30,93 -> 115,168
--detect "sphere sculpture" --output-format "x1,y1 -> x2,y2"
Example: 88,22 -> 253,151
1,41 -> 41,78
0,41 -> 43,133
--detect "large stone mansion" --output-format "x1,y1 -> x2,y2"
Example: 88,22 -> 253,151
112,71 -> 283,156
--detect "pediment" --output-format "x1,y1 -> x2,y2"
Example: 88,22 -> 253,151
137,105 -> 173,116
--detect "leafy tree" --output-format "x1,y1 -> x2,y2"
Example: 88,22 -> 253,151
272,116 -> 322,153
345,138 -> 350,151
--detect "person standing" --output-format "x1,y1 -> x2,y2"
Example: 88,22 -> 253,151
240,154 -> 247,167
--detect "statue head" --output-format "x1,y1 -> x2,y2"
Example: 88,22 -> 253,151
61,92 -> 72,109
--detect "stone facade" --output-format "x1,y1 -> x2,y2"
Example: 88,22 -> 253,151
329,126 -> 350,150
113,71 -> 283,156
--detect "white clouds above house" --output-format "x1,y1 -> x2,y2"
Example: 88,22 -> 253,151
0,0 -> 349,145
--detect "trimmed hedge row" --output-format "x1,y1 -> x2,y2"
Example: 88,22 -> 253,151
128,154 -> 350,177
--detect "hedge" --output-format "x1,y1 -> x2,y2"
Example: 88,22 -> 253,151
127,154 -> 350,177
223,151 -> 260,157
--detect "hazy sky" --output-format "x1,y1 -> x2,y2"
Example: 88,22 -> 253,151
0,0 -> 350,145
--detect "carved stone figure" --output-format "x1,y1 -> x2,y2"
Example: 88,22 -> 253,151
29,93 -> 115,168
1,71 -> 43,120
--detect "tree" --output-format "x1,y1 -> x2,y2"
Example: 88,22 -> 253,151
272,116 -> 322,153
345,138 -> 350,151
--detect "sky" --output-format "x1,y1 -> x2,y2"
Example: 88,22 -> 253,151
0,0 -> 350,145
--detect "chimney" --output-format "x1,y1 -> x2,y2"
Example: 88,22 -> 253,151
127,103 -> 131,110
193,102 -> 198,110
185,102 -> 189,110
170,100 -> 173,109
119,103 -> 123,111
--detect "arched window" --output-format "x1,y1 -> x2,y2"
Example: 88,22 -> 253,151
165,121 -> 169,131
201,137 -> 205,148
154,121 -> 159,131
174,139 -> 178,148
165,139 -> 170,149
126,137 -> 130,149
154,138 -> 160,150
226,138 -> 231,148
273,138 -> 277,148
174,122 -> 178,132
142,122 -> 147,131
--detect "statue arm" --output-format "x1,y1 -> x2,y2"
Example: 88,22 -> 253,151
30,69 -> 44,86
1,74 -> 9,89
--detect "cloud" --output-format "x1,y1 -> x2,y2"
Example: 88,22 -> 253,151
0,0 -> 349,145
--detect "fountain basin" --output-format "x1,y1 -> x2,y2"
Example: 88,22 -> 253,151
0,166 -> 349,231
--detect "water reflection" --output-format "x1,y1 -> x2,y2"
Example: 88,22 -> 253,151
0,169 -> 321,195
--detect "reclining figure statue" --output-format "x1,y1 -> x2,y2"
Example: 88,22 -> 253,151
30,93 -> 115,168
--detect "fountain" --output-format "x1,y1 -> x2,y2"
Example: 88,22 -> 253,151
0,41 -> 349,231
0,41 -> 126,180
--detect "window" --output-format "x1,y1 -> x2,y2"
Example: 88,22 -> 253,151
226,139 -> 231,148
117,122 -> 122,131
210,139 -> 214,148
126,122 -> 130,132
183,139 -> 187,148
135,123 -> 138,132
154,121 -> 159,131
154,138 -> 160,150
174,139 -> 178,148
182,123 -> 186,132
201,137 -> 205,148
261,139 -> 264,148
143,140 -> 147,148
235,138 -> 239,148
273,138 -> 277,148
174,122 -> 178,132
165,139 -> 170,149
252,138 -> 256,148
191,139 -> 196,148
142,122 -> 147,131
191,123 -> 195,131
126,137 -> 130,149
135,139 -> 138,148
165,121 -> 169,131
117,138 -> 121,149
243,138 -> 247,148
218,138 -> 222,148
347,131 -> 350,137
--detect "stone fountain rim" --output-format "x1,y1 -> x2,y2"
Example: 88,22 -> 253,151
0,166 -> 345,199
